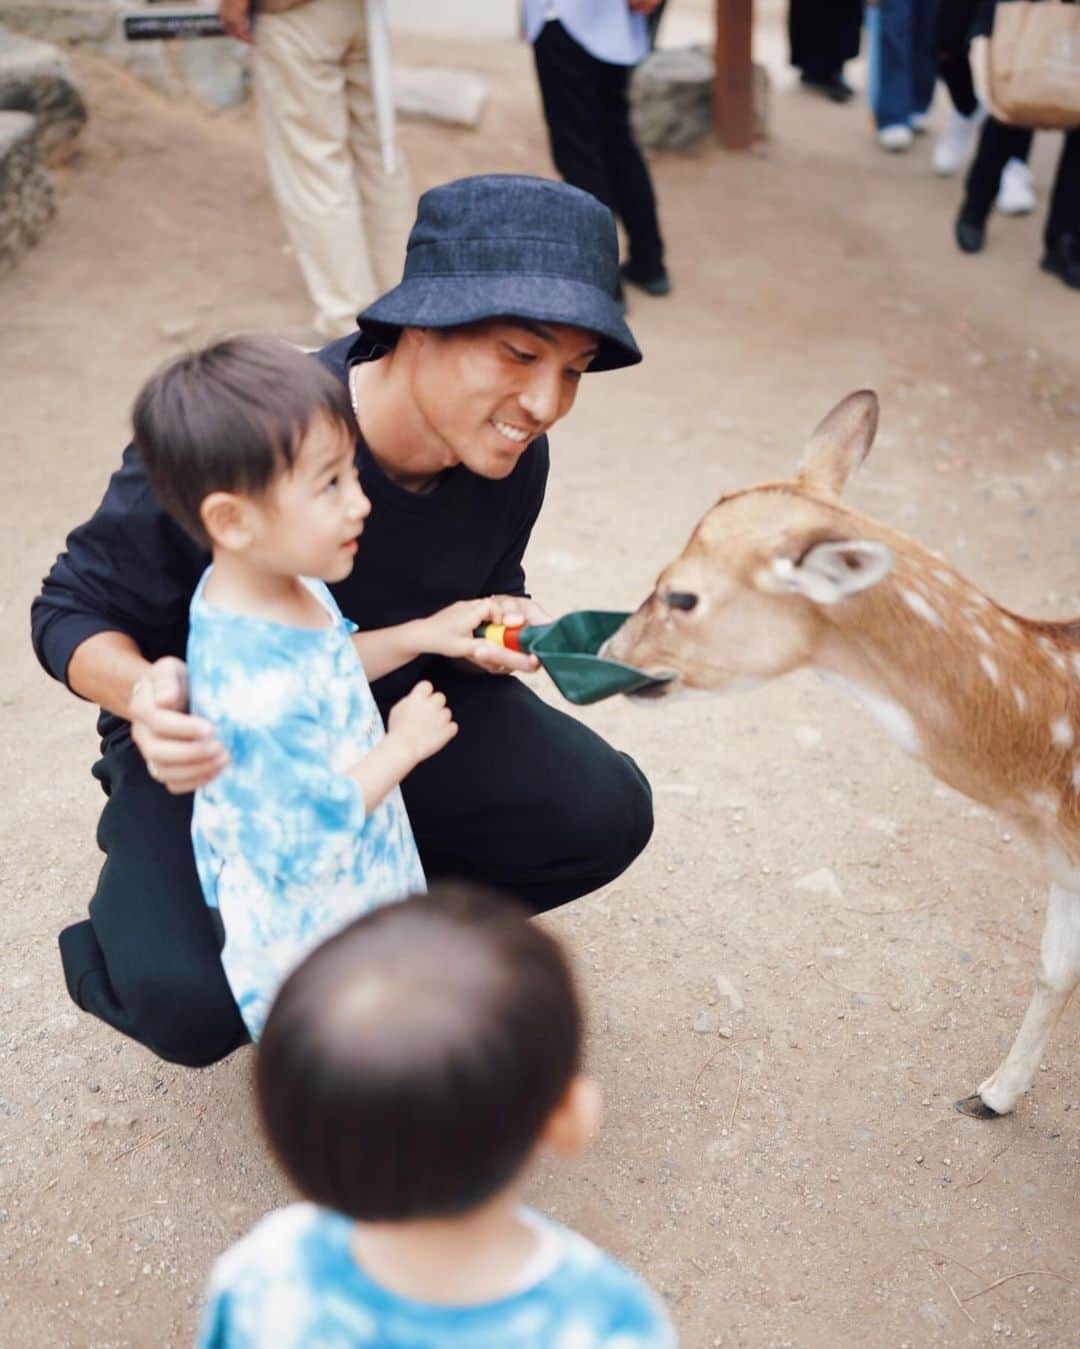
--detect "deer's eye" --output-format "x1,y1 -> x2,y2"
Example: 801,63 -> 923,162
666,590 -> 699,612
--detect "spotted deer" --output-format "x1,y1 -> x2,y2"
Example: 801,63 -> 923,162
606,391 -> 1080,1119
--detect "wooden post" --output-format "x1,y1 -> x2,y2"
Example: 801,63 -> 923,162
714,0 -> 754,150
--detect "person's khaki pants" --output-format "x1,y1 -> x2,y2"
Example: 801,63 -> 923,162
252,0 -> 414,337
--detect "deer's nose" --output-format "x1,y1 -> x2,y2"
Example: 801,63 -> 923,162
665,590 -> 699,612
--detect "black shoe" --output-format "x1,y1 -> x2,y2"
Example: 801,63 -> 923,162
1040,234 -> 1080,290
954,211 -> 986,254
799,70 -> 854,103
620,263 -> 671,297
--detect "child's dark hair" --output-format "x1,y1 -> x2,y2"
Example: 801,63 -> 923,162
256,884 -> 583,1223
133,335 -> 356,546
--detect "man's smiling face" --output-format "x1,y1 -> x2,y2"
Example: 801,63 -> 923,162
411,319 -> 599,479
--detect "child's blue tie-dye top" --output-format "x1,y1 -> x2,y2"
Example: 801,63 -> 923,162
188,571 -> 425,1038
197,1203 -> 676,1348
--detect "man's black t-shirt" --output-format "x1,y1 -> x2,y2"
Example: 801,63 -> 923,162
30,332 -> 549,750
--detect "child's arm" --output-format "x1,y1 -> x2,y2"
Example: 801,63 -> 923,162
351,597 -> 496,681
345,681 -> 456,812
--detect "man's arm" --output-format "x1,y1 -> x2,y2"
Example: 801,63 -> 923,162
31,441 -> 224,790
217,0 -> 253,42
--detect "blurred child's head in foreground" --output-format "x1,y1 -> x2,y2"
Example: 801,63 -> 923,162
256,884 -> 599,1223
133,335 -> 367,579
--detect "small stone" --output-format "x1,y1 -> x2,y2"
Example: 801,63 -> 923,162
718,1025 -> 734,1039
157,317 -> 196,341
714,975 -> 744,1013
793,725 -> 822,751
794,867 -> 843,900
693,1009 -> 717,1035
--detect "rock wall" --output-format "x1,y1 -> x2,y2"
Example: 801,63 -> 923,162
0,108 -> 55,274
0,24 -> 87,164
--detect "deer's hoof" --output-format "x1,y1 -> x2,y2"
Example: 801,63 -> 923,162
954,1092 -> 1002,1120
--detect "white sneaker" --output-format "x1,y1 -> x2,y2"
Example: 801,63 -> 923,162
877,124 -> 914,152
932,104 -> 986,176
996,157 -> 1037,215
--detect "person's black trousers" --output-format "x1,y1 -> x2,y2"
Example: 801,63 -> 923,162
533,19 -> 665,282
964,118 -> 1079,251
788,0 -> 863,80
58,667 -> 654,1067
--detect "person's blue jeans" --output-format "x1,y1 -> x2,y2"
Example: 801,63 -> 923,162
867,0 -> 939,130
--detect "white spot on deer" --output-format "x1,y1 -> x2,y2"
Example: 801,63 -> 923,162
1001,616 -> 1020,637
1070,652 -> 1080,679
969,592 -> 990,610
1029,789 -> 1060,818
1014,687 -> 1029,714
979,653 -> 1000,685
1073,762 -> 1080,794
900,588 -> 944,629
933,569 -> 957,588
1037,635 -> 1068,672
817,671 -> 922,757
972,623 -> 992,647
1051,717 -> 1076,749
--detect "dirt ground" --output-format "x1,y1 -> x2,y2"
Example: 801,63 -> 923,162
3,5 -> 1080,1346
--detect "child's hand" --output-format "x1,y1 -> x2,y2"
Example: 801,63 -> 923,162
386,681 -> 457,766
413,598 -> 502,661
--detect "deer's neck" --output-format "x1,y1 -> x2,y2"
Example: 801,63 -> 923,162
811,550 -> 1080,857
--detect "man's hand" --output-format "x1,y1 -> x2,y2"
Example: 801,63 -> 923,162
129,656 -> 229,794
466,595 -> 550,675
218,0 -> 253,42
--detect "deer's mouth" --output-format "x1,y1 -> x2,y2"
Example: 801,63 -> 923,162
627,674 -> 679,701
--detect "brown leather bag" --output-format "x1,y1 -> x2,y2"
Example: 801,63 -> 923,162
989,0 -> 1080,129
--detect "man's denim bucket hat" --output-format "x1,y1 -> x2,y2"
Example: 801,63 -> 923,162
358,174 -> 641,373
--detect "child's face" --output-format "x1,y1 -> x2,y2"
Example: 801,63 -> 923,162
251,414 -> 370,583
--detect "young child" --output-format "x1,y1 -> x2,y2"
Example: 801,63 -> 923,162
134,336 -> 498,1037
197,884 -> 676,1347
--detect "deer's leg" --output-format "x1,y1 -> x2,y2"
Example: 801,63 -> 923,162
957,884 -> 1080,1119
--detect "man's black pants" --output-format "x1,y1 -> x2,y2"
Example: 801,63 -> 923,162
58,669 -> 654,1066
533,20 -> 665,283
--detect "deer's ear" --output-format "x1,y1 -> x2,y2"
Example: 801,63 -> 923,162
795,390 -> 879,498
768,539 -> 892,605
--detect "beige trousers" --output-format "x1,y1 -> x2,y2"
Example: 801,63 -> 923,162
252,0 -> 414,337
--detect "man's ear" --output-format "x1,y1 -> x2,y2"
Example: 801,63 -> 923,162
765,538 -> 893,606
200,491 -> 256,551
538,1076 -> 602,1160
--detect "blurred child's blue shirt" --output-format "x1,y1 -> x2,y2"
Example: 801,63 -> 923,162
197,1203 -> 676,1349
188,571 -> 425,1038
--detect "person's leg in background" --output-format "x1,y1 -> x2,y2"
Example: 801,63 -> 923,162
869,0 -> 916,150
789,0 -> 862,102
1040,130 -> 1080,289
955,114 -> 1033,252
251,0 -> 379,338
59,743 -> 247,1066
908,0 -> 939,132
533,21 -> 614,219
341,5 -> 415,295
593,52 -> 667,293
